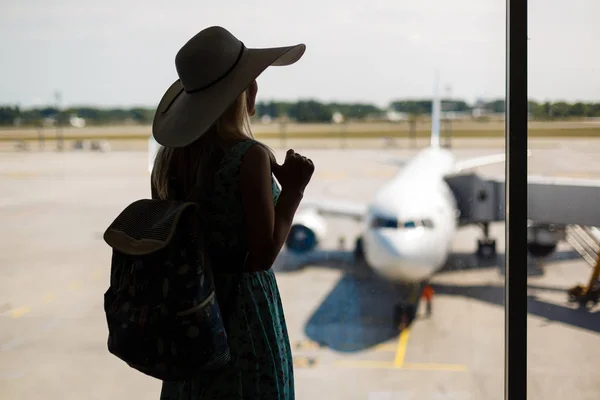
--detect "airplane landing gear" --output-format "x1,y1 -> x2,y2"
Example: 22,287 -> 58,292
477,222 -> 497,260
354,236 -> 365,264
393,284 -> 420,329
393,303 -> 416,329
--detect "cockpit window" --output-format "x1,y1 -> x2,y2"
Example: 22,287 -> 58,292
371,216 -> 398,228
371,217 -> 434,229
421,219 -> 434,228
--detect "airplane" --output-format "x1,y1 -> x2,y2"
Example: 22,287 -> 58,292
286,74 -> 505,279
282,75 -> 600,321
147,75 -> 600,321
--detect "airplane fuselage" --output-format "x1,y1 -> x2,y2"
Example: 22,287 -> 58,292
362,147 -> 460,283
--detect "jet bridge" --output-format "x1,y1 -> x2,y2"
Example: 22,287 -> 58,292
443,173 -> 504,226
445,173 -> 600,305
444,173 -> 600,227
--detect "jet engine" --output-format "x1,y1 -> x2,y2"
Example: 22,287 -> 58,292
527,222 -> 565,258
285,208 -> 327,253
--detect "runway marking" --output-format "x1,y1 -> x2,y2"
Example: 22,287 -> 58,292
335,360 -> 393,369
333,360 -> 468,372
402,363 -> 468,372
10,306 -> 31,318
92,269 -> 103,281
330,331 -> 468,372
294,339 -> 323,350
293,356 -> 319,368
4,268 -> 103,324
42,294 -> 56,304
393,328 -> 411,367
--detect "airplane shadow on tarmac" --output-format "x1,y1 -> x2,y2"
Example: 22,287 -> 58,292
274,249 -> 406,353
273,248 -> 598,353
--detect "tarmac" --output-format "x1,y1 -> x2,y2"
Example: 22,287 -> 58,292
1,138 -> 599,399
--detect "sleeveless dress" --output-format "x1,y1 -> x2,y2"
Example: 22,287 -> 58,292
159,139 -> 295,400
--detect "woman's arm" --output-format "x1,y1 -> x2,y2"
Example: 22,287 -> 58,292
240,144 -> 303,271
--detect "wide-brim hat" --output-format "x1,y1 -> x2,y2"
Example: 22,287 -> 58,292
152,26 -> 305,148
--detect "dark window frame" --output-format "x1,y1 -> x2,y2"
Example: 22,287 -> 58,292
505,0 -> 528,399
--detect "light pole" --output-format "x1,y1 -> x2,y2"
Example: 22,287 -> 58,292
54,91 -> 64,151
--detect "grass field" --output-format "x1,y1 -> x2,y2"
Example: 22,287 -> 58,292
2,119 -> 600,143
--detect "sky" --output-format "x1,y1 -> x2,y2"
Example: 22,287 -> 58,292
0,0 -> 598,108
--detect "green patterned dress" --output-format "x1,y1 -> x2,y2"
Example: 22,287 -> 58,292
159,139 -> 294,400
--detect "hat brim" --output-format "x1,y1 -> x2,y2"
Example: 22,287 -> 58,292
152,44 -> 306,148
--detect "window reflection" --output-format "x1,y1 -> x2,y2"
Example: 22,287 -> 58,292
0,1 -> 515,400
527,1 -> 600,399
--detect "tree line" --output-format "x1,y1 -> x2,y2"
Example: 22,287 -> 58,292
1,99 -> 599,127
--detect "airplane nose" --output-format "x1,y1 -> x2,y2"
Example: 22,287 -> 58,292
392,258 -> 438,282
363,229 -> 441,282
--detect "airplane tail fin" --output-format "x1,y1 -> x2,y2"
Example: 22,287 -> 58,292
430,71 -> 441,148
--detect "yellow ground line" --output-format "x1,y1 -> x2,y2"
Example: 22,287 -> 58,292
333,359 -> 468,372
42,294 -> 56,304
334,360 -> 394,369
402,363 -> 468,372
10,306 -> 31,318
293,356 -> 319,368
5,274 -> 99,321
393,328 -> 411,367
92,270 -> 103,281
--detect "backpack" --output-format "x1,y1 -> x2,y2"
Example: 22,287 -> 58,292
102,198 -> 231,381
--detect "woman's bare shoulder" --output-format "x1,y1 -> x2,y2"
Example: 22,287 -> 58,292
240,141 -> 272,175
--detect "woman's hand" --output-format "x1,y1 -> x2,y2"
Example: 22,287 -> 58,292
271,149 -> 315,194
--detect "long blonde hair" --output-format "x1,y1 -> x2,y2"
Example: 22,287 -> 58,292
151,90 -> 266,200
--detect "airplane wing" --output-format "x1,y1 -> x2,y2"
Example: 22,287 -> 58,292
452,153 -> 506,173
452,150 -> 532,174
298,197 -> 368,221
